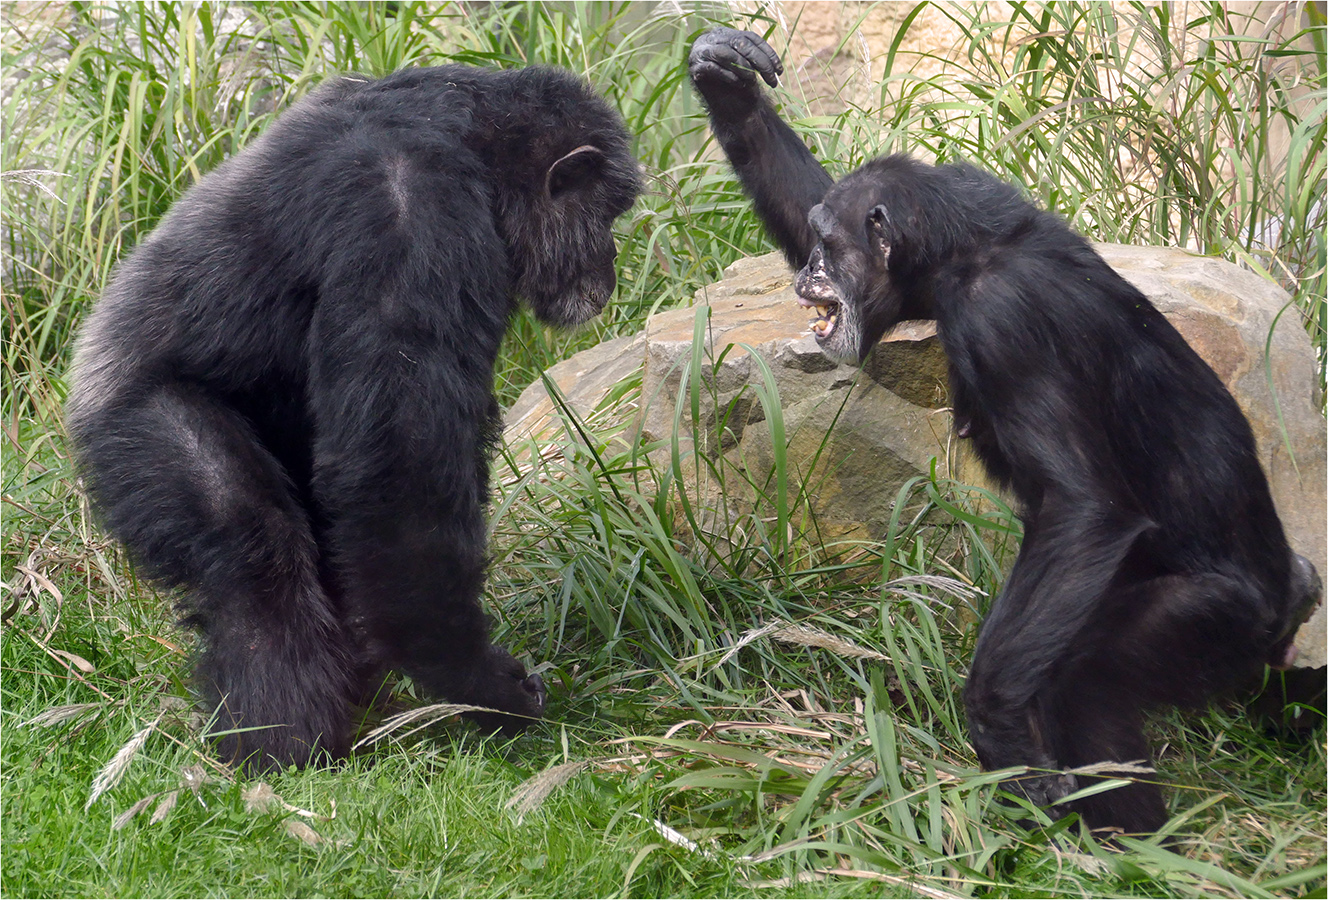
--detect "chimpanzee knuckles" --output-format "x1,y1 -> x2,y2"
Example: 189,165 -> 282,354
688,27 -> 783,88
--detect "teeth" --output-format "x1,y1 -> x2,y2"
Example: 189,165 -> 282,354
808,305 -> 838,338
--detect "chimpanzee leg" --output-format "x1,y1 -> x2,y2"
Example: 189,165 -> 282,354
1039,674 -> 1168,834
964,497 -> 1154,815
1038,570 -> 1288,833
1106,572 -> 1290,705
79,383 -> 357,769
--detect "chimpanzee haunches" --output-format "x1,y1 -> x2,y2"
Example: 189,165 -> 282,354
690,27 -> 1320,834
67,65 -> 641,771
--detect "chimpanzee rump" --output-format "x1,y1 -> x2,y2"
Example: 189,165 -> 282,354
67,65 -> 641,771
689,27 -> 1319,834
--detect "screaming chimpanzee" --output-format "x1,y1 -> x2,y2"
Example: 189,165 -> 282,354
690,28 -> 1320,834
67,65 -> 641,771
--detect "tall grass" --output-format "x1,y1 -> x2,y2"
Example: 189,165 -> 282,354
3,2 -> 1325,897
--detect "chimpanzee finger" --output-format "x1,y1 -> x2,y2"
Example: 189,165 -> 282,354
689,35 -> 753,84
690,27 -> 782,88
686,59 -> 727,86
715,28 -> 783,87
730,29 -> 784,86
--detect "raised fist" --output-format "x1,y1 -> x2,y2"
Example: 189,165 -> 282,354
688,27 -> 783,121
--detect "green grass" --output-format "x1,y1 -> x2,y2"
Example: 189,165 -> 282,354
3,2 -> 1325,897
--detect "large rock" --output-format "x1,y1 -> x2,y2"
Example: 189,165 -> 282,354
505,332 -> 646,443
506,248 -> 1327,666
632,255 -> 954,545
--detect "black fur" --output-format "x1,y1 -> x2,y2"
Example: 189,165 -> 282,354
690,28 -> 1319,835
67,65 -> 641,771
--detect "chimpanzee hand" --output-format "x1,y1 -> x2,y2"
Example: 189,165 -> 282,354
688,27 -> 783,122
1014,770 -> 1078,812
458,643 -> 548,736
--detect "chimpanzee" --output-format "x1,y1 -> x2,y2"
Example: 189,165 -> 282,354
67,65 -> 641,771
689,27 -> 1319,834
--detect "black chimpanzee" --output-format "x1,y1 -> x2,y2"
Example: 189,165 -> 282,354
689,27 -> 1320,834
67,65 -> 641,772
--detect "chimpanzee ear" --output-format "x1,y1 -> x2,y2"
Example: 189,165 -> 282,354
546,145 -> 605,198
867,204 -> 893,264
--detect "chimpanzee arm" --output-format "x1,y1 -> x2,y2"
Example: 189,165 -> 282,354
689,27 -> 834,267
305,173 -> 544,728
309,261 -> 500,687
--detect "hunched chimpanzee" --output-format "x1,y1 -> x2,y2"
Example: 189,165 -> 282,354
67,65 -> 641,772
689,27 -> 1319,834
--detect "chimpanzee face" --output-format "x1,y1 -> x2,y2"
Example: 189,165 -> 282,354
794,180 -> 902,366
511,144 -> 641,329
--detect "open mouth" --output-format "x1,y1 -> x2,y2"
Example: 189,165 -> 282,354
809,301 -> 840,339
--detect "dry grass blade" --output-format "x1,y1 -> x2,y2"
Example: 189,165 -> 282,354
149,790 -> 179,825
352,703 -> 496,749
1048,845 -> 1110,877
1065,760 -> 1156,777
634,813 -> 712,856
743,870 -> 835,891
14,563 -> 63,602
111,794 -> 159,831
86,715 -> 161,809
883,574 -> 984,602
0,168 -> 67,202
242,782 -> 331,819
506,760 -> 591,822
284,819 -> 322,846
51,649 -> 95,673
23,702 -> 103,727
710,621 -> 785,668
773,623 -> 888,660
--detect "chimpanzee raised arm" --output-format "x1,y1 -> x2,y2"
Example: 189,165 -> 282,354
689,27 -> 834,267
